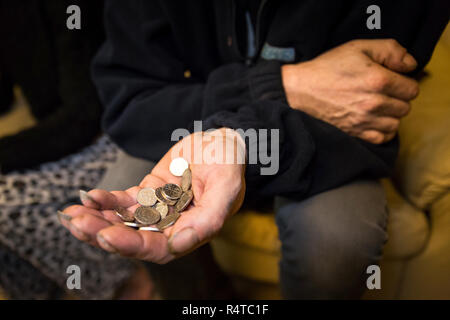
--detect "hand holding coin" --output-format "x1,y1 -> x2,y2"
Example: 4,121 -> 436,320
59,129 -> 246,264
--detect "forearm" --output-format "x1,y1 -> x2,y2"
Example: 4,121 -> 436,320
203,101 -> 396,199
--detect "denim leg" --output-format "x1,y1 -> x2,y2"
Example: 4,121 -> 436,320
275,180 -> 389,299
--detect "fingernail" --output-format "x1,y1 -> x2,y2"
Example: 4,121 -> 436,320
402,54 -> 417,67
97,234 -> 117,253
57,210 -> 72,223
79,190 -> 100,206
168,227 -> 199,254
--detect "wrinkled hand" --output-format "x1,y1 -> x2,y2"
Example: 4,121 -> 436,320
59,129 -> 246,264
282,39 -> 420,144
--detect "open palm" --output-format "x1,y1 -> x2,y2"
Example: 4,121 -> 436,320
60,130 -> 246,264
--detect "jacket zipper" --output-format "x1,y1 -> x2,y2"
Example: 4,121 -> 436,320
230,0 -> 243,61
231,0 -> 269,65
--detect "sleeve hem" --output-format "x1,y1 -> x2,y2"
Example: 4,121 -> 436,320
248,60 -> 288,104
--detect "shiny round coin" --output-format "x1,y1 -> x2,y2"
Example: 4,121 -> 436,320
181,168 -> 192,191
155,202 -> 169,219
156,211 -> 181,230
114,206 -> 134,222
136,188 -> 157,207
162,183 -> 182,200
175,190 -> 193,212
155,187 -> 177,205
169,157 -> 189,177
134,206 -> 161,225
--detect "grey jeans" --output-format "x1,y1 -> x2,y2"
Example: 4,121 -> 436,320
98,149 -> 389,299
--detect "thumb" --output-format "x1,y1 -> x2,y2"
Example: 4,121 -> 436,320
357,39 -> 417,73
167,205 -> 223,255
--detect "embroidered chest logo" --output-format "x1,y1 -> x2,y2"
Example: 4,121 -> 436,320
260,43 -> 295,62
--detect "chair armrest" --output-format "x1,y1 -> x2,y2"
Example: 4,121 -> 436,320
393,40 -> 450,210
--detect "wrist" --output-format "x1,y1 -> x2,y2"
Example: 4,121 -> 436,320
281,64 -> 298,107
281,62 -> 310,111
203,128 -> 247,167
175,129 -> 247,168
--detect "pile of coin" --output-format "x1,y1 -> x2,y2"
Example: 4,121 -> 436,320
115,157 -> 193,232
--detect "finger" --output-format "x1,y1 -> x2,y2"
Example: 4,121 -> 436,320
366,95 -> 411,118
383,132 -> 397,143
358,39 -> 418,73
96,225 -> 174,263
166,206 -> 220,256
62,203 -> 131,225
110,186 -> 141,207
100,200 -> 142,224
358,130 -> 396,144
144,167 -> 179,187
79,190 -> 101,209
166,178 -> 235,255
100,209 -> 128,224
83,188 -> 139,210
359,130 -> 385,144
365,64 -> 419,101
364,116 -> 400,134
378,67 -> 419,101
69,214 -> 113,246
58,205 -> 103,228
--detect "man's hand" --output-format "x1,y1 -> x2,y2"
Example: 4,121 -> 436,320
59,129 -> 246,264
282,39 -> 420,144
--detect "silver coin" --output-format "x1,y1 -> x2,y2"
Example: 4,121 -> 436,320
134,206 -> 161,225
136,188 -> 157,207
114,206 -> 134,222
155,202 -> 169,219
139,226 -> 161,232
155,187 -> 177,205
124,222 -> 145,228
162,183 -> 182,200
175,190 -> 193,212
169,157 -> 189,177
181,168 -> 192,192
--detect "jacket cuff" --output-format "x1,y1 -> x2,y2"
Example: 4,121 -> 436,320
248,60 -> 287,103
